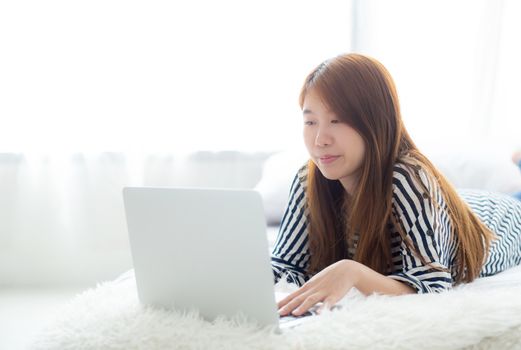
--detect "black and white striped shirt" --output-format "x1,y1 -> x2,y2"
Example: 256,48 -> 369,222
271,162 -> 521,293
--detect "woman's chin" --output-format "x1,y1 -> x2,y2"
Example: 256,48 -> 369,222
318,169 -> 340,181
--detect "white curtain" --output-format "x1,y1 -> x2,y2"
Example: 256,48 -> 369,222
1,1 -> 518,153
0,152 -> 269,286
0,0 -> 352,285
488,0 -> 521,147
2,1 -> 521,287
352,0 -> 521,155
0,0 -> 352,154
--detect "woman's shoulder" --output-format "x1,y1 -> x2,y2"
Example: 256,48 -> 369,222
392,157 -> 434,193
285,161 -> 309,209
392,160 -> 418,178
390,156 -> 447,215
296,161 -> 309,186
392,153 -> 428,176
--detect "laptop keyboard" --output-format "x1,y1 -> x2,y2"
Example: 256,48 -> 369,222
279,310 -> 314,324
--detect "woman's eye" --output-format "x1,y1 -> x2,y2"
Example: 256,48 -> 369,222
304,121 -> 314,126
331,119 -> 341,124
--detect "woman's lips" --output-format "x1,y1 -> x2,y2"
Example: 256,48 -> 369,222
319,156 -> 339,164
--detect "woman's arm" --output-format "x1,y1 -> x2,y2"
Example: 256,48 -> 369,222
278,259 -> 414,317
388,164 -> 454,293
349,260 -> 416,295
271,169 -> 312,286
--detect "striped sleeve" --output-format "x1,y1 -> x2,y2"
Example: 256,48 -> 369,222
271,165 -> 311,286
388,163 -> 454,293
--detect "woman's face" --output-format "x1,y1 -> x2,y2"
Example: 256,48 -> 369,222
302,89 -> 366,194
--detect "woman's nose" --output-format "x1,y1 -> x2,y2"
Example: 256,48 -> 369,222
315,128 -> 333,147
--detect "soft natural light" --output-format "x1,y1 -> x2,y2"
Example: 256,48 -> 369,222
1,0 -> 519,154
0,0 -> 352,153
352,0 -> 521,154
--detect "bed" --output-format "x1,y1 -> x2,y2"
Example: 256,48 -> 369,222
31,263 -> 521,349
30,148 -> 521,349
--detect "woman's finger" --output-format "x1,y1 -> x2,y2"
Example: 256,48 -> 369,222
290,292 -> 324,316
278,290 -> 315,316
277,288 -> 304,309
276,280 -> 316,309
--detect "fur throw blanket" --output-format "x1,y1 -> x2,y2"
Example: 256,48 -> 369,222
31,265 -> 521,350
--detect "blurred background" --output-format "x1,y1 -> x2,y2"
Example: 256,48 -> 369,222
1,0 -> 521,348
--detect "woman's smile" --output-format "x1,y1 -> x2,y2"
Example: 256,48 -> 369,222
319,155 -> 340,165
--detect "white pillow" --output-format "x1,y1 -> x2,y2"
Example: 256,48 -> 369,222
424,148 -> 521,194
255,148 -> 521,225
254,149 -> 309,225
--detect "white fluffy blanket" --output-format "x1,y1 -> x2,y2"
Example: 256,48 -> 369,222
31,266 -> 521,350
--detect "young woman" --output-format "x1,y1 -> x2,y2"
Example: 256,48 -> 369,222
272,53 -> 521,317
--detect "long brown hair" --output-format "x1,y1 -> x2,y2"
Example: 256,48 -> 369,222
299,53 -> 496,284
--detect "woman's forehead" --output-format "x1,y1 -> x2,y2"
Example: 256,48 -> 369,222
303,89 -> 332,112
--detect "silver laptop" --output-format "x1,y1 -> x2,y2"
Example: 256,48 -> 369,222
122,186 -> 317,331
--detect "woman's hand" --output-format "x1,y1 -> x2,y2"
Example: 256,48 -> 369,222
277,259 -> 359,316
